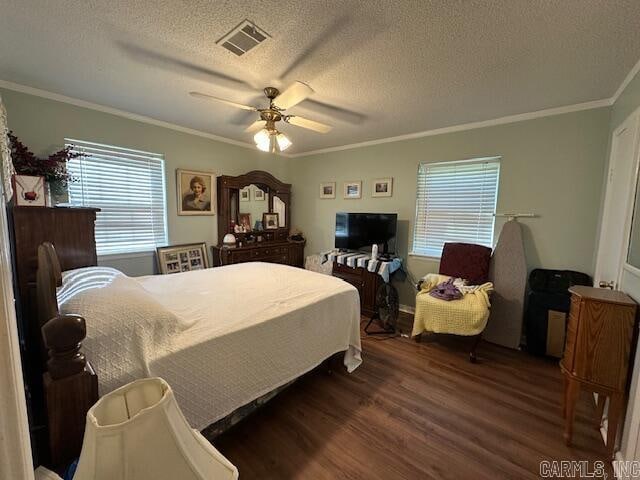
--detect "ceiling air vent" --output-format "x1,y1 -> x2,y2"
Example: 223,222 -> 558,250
217,20 -> 270,56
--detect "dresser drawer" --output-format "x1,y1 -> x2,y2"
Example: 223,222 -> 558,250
229,250 -> 255,263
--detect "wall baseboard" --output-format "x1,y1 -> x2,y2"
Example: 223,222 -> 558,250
399,304 -> 415,315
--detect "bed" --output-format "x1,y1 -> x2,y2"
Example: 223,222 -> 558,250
36,242 -> 362,463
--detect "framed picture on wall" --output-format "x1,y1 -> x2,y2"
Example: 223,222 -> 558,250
177,169 -> 216,215
343,181 -> 362,199
372,178 -> 393,197
240,187 -> 250,201
156,242 -> 210,274
319,182 -> 336,199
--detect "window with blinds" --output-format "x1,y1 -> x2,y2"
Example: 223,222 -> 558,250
412,158 -> 500,258
65,139 -> 168,256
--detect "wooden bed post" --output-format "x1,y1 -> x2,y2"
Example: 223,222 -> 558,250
41,314 -> 98,470
37,242 -> 98,469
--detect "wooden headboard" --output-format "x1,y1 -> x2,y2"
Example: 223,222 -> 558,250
35,241 -> 98,469
9,206 -> 99,469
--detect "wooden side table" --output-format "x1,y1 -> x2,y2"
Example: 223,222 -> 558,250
560,286 -> 637,458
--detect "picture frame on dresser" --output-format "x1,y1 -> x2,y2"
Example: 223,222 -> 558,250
12,174 -> 47,206
263,212 -> 279,230
156,242 -> 209,274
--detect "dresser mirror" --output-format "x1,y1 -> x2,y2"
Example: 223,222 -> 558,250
239,184 -> 270,231
217,170 -> 291,245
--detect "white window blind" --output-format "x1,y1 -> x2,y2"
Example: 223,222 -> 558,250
65,139 -> 168,256
412,158 -> 500,258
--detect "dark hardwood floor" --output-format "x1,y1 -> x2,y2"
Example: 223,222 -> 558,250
214,317 -> 611,479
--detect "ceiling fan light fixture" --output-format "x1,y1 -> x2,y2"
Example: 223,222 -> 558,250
253,128 -> 270,146
276,132 -> 292,151
254,128 -> 292,153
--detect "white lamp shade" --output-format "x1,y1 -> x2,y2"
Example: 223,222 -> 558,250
73,378 -> 238,480
254,128 -> 271,151
276,132 -> 292,151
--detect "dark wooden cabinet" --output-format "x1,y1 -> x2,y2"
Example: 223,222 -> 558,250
11,206 -> 99,358
212,241 -> 305,268
560,286 -> 637,458
332,262 -> 382,318
9,205 -> 99,465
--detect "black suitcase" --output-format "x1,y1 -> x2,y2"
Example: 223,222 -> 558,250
528,269 -> 591,294
525,269 -> 591,356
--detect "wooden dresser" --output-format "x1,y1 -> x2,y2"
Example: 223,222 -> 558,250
212,241 -> 305,268
332,262 -> 383,318
213,170 -> 305,269
560,286 -> 637,458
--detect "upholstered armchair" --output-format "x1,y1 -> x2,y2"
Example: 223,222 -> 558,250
412,243 -> 493,362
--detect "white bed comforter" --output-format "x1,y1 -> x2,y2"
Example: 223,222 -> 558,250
57,262 -> 362,429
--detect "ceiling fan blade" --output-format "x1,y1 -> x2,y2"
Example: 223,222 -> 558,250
278,15 -> 352,81
299,99 -> 367,125
273,81 -> 314,110
285,115 -> 332,134
245,120 -> 265,132
189,92 -> 257,111
118,42 -> 258,89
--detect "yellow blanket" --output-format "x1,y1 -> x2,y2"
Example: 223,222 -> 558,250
412,274 -> 493,337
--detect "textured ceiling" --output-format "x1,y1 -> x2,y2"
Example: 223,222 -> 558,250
1,0 -> 639,154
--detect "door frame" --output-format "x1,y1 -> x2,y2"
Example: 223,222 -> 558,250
594,111 -> 640,288
596,104 -> 640,463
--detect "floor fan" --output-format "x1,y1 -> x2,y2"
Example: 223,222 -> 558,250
365,283 -> 399,335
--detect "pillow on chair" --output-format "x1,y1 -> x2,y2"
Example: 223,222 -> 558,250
439,243 -> 492,285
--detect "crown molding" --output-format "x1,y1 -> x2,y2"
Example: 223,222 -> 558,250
0,79 -> 258,151
611,56 -> 640,105
4,62 -> 639,158
287,98 -> 612,158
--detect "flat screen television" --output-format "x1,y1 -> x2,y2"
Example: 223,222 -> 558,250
335,212 -> 397,254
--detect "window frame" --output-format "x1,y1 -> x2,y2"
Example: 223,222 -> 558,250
410,156 -> 501,260
65,139 -> 169,257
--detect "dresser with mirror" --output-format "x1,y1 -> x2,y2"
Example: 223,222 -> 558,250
212,170 -> 305,267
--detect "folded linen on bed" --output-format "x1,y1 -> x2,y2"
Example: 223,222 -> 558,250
58,262 -> 362,430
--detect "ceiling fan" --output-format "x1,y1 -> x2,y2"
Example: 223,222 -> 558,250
190,81 -> 332,152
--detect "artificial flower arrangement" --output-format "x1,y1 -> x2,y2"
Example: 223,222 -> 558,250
8,132 -> 83,196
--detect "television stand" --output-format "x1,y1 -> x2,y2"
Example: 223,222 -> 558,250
331,262 -> 383,318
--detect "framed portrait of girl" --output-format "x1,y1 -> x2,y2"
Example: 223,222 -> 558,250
177,169 -> 216,216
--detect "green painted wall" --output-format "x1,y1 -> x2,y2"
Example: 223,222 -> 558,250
2,87 -> 613,307
290,108 -> 611,306
1,88 -> 287,276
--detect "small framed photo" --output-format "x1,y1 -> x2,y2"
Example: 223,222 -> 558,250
343,181 -> 362,199
156,242 -> 209,274
240,188 -> 250,202
177,169 -> 216,216
319,182 -> 336,199
372,178 -> 393,197
263,212 -> 279,230
253,187 -> 265,201
12,175 -> 46,206
238,212 -> 252,231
